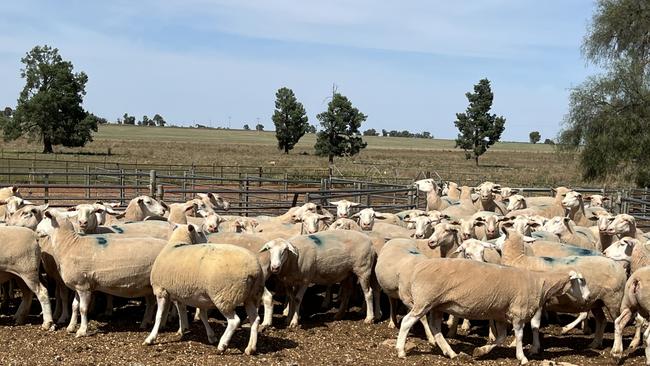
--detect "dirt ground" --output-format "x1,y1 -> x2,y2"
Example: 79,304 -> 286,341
0,297 -> 644,366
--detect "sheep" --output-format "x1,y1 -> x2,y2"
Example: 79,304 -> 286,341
328,217 -> 363,231
197,192 -> 230,211
0,226 -> 53,330
507,194 -> 527,211
561,190 -> 593,226
395,256 -> 588,364
543,216 -> 599,250
607,214 -> 646,240
44,211 -> 167,337
611,265 -> 650,363
445,181 -> 461,199
165,199 -> 205,224
351,208 -> 389,231
66,203 -> 124,234
426,222 -> 464,258
508,187 -> 572,219
585,194 -> 608,208
329,199 -> 360,218
6,203 -> 49,230
0,196 -> 32,218
213,215 -> 258,234
405,215 -> 437,239
144,225 -> 264,355
375,238 -> 437,345
498,187 -> 519,201
0,186 -> 20,220
500,226 -> 627,349
298,211 -> 332,234
473,181 -> 508,215
459,211 -> 503,241
121,195 -> 168,222
260,230 -> 379,327
453,239 -> 500,263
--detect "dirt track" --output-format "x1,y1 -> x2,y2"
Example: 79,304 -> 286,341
0,299 -> 644,366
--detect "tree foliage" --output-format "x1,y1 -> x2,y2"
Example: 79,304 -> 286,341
122,113 -> 136,125
454,78 -> 506,165
256,123 -> 264,131
305,124 -> 317,134
315,92 -> 367,163
363,128 -> 379,136
152,114 -> 166,127
559,0 -> 650,186
243,124 -> 250,130
529,131 -> 541,144
2,45 -> 96,153
272,87 -> 309,153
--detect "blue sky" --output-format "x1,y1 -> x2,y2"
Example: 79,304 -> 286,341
0,1 -> 596,141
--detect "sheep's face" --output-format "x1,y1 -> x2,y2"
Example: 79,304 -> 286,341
8,204 -> 47,230
567,271 -> 590,303
458,219 -> 475,241
427,223 -> 459,249
585,194 -> 606,208
352,208 -> 380,231
606,214 -> 635,236
328,218 -> 358,231
3,196 -> 32,216
603,237 -> 636,262
289,203 -> 318,222
506,195 -> 526,211
203,213 -> 223,233
261,239 -> 297,274
413,179 -> 435,193
476,182 -> 500,202
455,239 -> 494,262
407,216 -> 433,239
543,216 -> 571,237
506,216 -> 535,236
135,196 -> 166,217
474,215 -> 500,239
329,200 -> 359,218
72,204 -> 102,234
597,213 -> 614,234
499,187 -> 518,200
36,216 -> 54,237
198,193 -> 230,212
561,191 -> 583,210
300,212 -> 330,234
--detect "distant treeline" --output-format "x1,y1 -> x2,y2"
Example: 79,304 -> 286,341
363,128 -> 433,139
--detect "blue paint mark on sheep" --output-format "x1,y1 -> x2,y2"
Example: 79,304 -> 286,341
542,256 -> 579,265
95,237 -> 108,247
111,225 -> 125,234
308,235 -> 323,246
407,248 -> 421,255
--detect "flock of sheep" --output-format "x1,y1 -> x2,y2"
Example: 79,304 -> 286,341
0,180 -> 649,364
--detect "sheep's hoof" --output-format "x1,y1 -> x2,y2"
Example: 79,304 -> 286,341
142,339 -> 154,346
396,350 -> 406,359
66,325 -> 76,334
588,340 -> 603,349
244,346 -> 256,355
529,346 -> 540,355
75,330 -> 87,338
560,327 -> 571,334
216,346 -> 226,355
387,321 -> 396,329
611,350 -> 623,359
363,317 -> 374,325
288,322 -> 300,329
42,321 -> 54,331
519,357 -> 529,365
207,335 -> 217,344
334,312 -> 345,321
258,323 -> 270,333
629,338 -> 641,349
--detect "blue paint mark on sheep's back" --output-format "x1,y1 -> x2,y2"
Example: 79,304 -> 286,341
541,257 -> 554,264
95,237 -> 108,247
111,225 -> 125,234
308,235 -> 323,246
407,248 -> 421,256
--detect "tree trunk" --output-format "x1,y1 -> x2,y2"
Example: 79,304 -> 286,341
42,135 -> 53,154
475,155 -> 479,166
328,154 -> 334,164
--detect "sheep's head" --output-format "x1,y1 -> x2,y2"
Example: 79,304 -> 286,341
543,216 -> 573,238
134,196 -> 167,217
68,204 -> 102,234
7,204 -> 48,230
202,212 -> 224,233
234,218 -> 258,233
584,194 -> 608,208
259,238 -> 297,274
169,224 -> 202,245
506,194 -> 526,211
606,214 -> 636,236
454,239 -> 497,262
351,208 -> 386,231
328,218 -> 360,231
1,196 -> 32,216
603,237 -> 637,263
197,193 -> 230,212
499,187 -> 518,200
413,179 -> 436,193
300,211 -> 331,234
596,212 -> 614,234
289,202 -> 318,222
43,210 -> 76,234
473,215 -> 502,240
427,222 -> 460,249
329,199 -> 360,218
561,191 -> 583,211
458,218 -> 475,241
475,181 -> 500,202
406,215 -> 433,239
0,186 -> 19,198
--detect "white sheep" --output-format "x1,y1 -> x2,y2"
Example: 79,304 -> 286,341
197,192 -> 230,211
329,199 -> 360,218
585,194 -> 608,208
144,224 -> 264,355
611,265 -> 650,363
473,181 -> 508,215
121,195 -> 167,222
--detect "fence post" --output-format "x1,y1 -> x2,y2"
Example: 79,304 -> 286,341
149,170 -> 157,198
44,174 -> 49,204
366,182 -> 371,207
191,164 -> 196,192
182,171 -> 188,201
120,169 -> 125,205
245,175 -> 250,217
284,173 -> 289,200
320,178 -> 327,208
258,167 -> 263,187
157,184 -> 164,202
84,166 -> 90,200
65,161 -> 69,185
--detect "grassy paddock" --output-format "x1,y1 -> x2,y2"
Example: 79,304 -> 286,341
0,124 -> 615,187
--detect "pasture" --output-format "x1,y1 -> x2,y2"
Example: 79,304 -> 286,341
0,124 -> 601,187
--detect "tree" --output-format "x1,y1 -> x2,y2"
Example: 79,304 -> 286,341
122,113 -> 135,125
272,87 -> 309,153
3,107 -> 12,117
363,128 -> 379,136
544,138 -> 555,145
529,131 -> 541,144
559,0 -> 650,186
306,124 -> 317,134
243,124 -> 250,130
381,129 -> 388,137
1,45 -> 95,153
454,78 -> 506,166
255,123 -> 264,131
152,114 -> 166,127
315,91 -> 367,163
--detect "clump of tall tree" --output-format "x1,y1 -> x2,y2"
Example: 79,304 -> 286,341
454,78 -> 506,166
0,45 -> 99,153
315,90 -> 367,163
272,87 -> 309,153
559,0 -> 650,186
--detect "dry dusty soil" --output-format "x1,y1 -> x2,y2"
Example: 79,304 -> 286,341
0,295 -> 645,366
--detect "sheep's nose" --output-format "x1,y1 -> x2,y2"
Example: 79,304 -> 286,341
209,226 -> 217,233
270,266 -> 280,273
415,233 -> 423,239
340,214 -> 348,218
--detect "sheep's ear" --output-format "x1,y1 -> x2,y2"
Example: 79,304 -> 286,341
286,242 -> 298,255
0,199 -> 7,206
329,200 -> 341,205
374,212 -> 387,219
452,246 -> 464,254
584,195 -> 593,201
37,204 -> 49,212
187,224 -> 196,233
197,193 -> 208,199
511,189 -> 519,194
351,212 -> 361,219
404,218 -> 414,223
318,214 -> 331,221
603,197 -> 610,201
22,199 -> 33,205
94,207 -> 105,214
568,270 -> 582,280
349,202 -> 360,207
563,217 -> 571,223
551,187 -> 557,194
473,220 -> 486,227
474,216 -> 486,222
67,206 -> 77,212
259,242 -> 271,252
160,201 -> 170,210
184,204 -> 195,212
137,197 -> 145,204
448,220 -> 460,226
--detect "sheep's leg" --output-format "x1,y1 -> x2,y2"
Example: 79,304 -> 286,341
175,302 -> 190,336
140,295 -> 156,329
216,310 -> 240,354
13,280 -> 33,325
396,308 -> 425,358
629,314 -> 646,349
371,275 -> 382,320
561,311 -> 588,334
259,287 -> 273,331
193,307 -> 201,322
513,320 -> 529,365
288,284 -> 308,328
20,275 -> 53,330
488,320 -> 497,342
612,308 -> 634,358
446,315 -> 459,337
473,320 -> 508,357
102,294 -> 114,318
460,318 -> 471,333
198,308 -> 216,344
75,290 -> 92,337
143,295 -> 168,345
357,274 -> 375,324
646,335 -> 650,366
334,277 -> 353,321
244,300 -> 261,355
430,311 -> 458,359
529,308 -> 542,355
387,297 -> 398,329
419,312 -> 436,346
66,292 -> 80,333
589,307 -> 606,349
321,285 -> 333,310
53,284 -> 62,322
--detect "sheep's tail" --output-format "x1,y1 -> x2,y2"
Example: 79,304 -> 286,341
629,278 -> 641,309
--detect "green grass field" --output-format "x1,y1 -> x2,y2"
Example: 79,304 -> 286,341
0,124 -> 608,187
